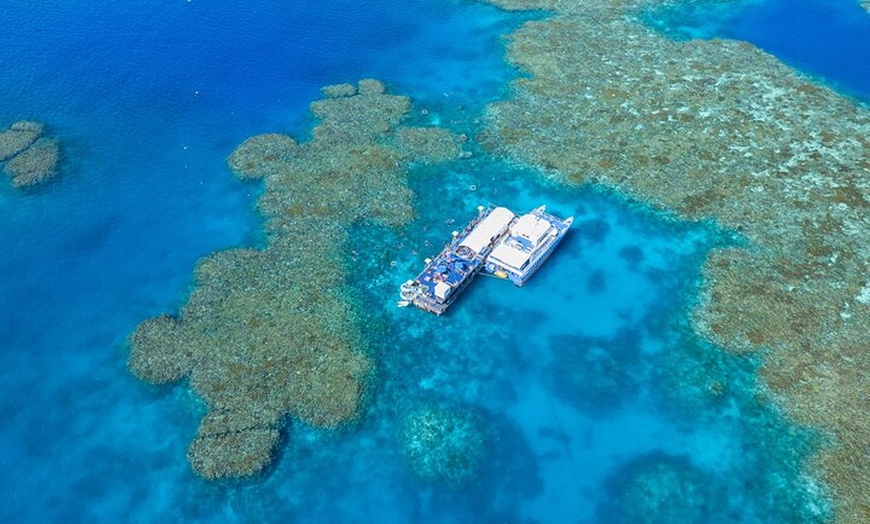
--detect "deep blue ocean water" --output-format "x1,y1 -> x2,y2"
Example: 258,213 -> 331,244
0,0 -> 864,522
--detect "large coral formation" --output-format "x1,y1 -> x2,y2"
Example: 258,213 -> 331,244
6,138 -> 61,188
0,120 -> 61,188
476,0 -> 869,522
0,120 -> 42,161
399,405 -> 487,483
129,80 -> 460,479
599,452 -> 718,524
544,331 -> 642,419
187,409 -> 282,480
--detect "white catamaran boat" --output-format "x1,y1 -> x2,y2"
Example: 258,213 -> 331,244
485,205 -> 573,286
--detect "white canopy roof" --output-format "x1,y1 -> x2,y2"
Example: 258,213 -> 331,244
512,214 -> 552,246
458,207 -> 515,255
488,242 -> 531,271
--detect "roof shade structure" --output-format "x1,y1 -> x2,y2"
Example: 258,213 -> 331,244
458,206 -> 515,255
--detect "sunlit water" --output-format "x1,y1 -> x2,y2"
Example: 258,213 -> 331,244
1,0 -> 863,522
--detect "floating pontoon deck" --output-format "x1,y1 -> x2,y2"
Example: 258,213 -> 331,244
399,204 -> 573,315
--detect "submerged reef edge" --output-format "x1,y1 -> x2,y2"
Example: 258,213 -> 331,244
128,79 -> 460,480
0,120 -> 61,189
476,0 -> 869,522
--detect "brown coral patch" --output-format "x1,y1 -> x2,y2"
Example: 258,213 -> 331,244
477,1 -> 870,521
129,79 -> 460,479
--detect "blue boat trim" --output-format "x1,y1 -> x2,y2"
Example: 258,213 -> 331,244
399,204 -> 573,315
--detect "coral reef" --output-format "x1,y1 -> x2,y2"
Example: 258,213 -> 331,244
651,328 -> 833,522
187,410 -> 282,480
476,0 -> 869,521
0,120 -> 61,188
598,452 -> 718,524
861,1 -> 870,15
399,405 -> 487,483
129,80 -> 460,479
651,329 -> 743,423
5,138 -> 61,189
544,331 -> 642,419
0,120 -> 42,161
321,82 -> 358,98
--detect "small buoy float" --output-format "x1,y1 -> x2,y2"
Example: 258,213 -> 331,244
494,270 -> 508,279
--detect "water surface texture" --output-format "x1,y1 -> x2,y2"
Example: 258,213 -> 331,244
1,0 -> 865,522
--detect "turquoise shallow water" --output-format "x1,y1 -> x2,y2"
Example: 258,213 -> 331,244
0,0 -> 863,522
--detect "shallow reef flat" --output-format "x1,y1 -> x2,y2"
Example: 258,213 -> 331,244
862,1 -> 869,15
129,79 -> 460,480
477,0 -> 869,521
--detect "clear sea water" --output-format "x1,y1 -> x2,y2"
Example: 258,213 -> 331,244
0,1 -> 864,522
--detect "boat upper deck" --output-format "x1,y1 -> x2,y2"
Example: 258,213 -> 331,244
487,210 -> 560,272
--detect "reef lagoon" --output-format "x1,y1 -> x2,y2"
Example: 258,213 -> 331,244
1,1 -> 867,523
